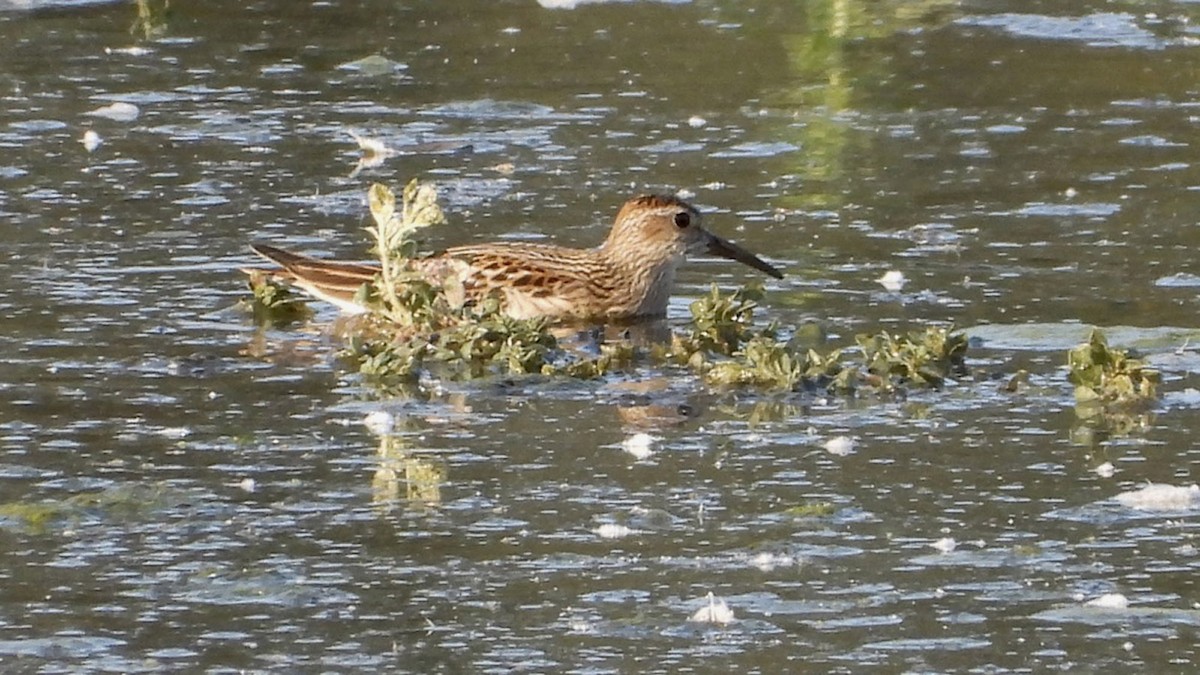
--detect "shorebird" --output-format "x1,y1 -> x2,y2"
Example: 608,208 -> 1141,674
247,194 -> 783,322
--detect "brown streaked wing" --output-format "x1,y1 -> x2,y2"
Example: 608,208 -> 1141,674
441,243 -> 619,301
249,243 -> 379,298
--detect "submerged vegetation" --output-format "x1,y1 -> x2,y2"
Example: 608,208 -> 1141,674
246,181 -> 973,397
0,483 -> 188,534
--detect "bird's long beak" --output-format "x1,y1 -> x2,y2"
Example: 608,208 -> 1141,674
705,233 -> 784,279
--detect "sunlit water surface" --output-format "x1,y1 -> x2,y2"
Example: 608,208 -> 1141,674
3,0 -> 1200,671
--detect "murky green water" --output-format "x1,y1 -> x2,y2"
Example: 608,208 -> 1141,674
3,0 -> 1200,671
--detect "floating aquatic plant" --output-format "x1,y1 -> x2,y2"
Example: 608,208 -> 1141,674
331,183 -> 570,389
782,501 -> 838,518
244,269 -> 314,327
705,335 -> 804,389
361,179 -> 448,328
669,284 -> 818,390
683,282 -> 768,356
855,327 -> 969,390
1067,329 -> 1158,433
672,288 -> 965,395
1068,329 -> 1158,406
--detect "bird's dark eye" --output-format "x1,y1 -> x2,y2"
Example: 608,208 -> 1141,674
673,212 -> 691,228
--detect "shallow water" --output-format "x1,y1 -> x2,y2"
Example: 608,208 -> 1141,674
3,0 -> 1200,671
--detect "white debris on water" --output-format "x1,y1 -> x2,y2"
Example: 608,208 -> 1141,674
687,115 -> 707,128
594,523 -> 635,539
86,102 -> 140,122
1114,483 -> 1200,511
931,537 -> 957,553
349,131 -> 395,158
105,46 -> 153,57
1086,593 -> 1129,609
81,129 -> 102,152
1094,462 -> 1115,478
824,435 -> 856,456
621,433 -> 657,460
690,592 -> 735,625
567,620 -> 596,634
877,270 -> 907,292
337,54 -> 407,75
363,410 -> 396,436
748,551 -> 797,572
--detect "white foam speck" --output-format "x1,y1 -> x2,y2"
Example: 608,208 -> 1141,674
1114,483 -> 1200,511
824,435 -> 856,456
81,129 -> 102,152
86,102 -> 140,122
749,551 -> 795,572
568,620 -> 595,634
363,410 -> 396,436
931,537 -> 957,553
621,433 -> 657,460
594,523 -> 635,539
877,270 -> 907,292
105,46 -> 153,56
1086,593 -> 1129,609
158,427 -> 190,439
